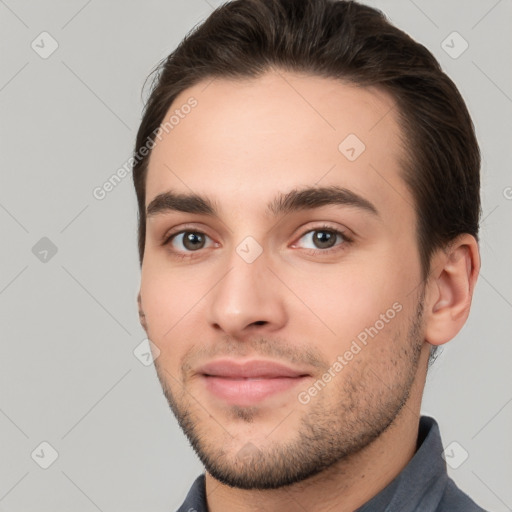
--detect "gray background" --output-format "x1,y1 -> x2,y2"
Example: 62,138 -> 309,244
0,0 -> 511,511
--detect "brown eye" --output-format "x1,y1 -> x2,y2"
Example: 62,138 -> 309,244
180,232 -> 207,251
164,230 -> 213,257
295,226 -> 350,253
311,230 -> 338,249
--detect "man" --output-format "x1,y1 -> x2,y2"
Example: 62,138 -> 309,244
133,0 -> 486,510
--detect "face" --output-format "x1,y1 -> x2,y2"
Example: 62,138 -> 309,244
139,70 -> 428,490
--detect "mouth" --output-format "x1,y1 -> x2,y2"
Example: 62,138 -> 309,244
197,359 -> 312,406
201,375 -> 309,405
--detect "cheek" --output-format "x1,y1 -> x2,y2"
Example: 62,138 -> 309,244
284,256 -> 410,353
140,261 -> 205,342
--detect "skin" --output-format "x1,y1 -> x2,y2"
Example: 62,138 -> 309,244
137,69 -> 480,512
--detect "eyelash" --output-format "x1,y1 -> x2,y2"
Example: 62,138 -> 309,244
162,224 -> 353,261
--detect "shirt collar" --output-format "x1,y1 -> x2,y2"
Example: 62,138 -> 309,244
355,415 -> 448,511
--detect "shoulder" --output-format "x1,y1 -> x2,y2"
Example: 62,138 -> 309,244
436,478 -> 490,512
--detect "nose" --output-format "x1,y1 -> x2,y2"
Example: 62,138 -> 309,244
206,248 -> 287,339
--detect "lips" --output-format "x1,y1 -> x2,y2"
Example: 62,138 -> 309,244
197,359 -> 311,405
197,359 -> 310,379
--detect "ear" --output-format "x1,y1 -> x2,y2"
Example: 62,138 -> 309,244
137,291 -> 148,332
424,234 -> 480,345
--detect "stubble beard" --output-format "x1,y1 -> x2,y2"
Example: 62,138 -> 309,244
153,296 -> 425,490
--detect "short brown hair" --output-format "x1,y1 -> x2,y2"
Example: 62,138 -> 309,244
132,0 -> 481,361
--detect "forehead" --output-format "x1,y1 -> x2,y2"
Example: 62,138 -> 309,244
145,70 -> 413,225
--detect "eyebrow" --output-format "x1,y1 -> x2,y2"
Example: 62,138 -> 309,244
146,185 -> 380,219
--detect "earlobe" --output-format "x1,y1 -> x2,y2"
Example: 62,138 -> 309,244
424,235 -> 480,346
137,291 -> 147,331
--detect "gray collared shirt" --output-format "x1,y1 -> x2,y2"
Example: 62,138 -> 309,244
175,415 -> 488,511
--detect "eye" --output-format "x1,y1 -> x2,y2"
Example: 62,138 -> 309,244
162,224 -> 352,260
163,230 -> 216,259
293,225 -> 352,255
